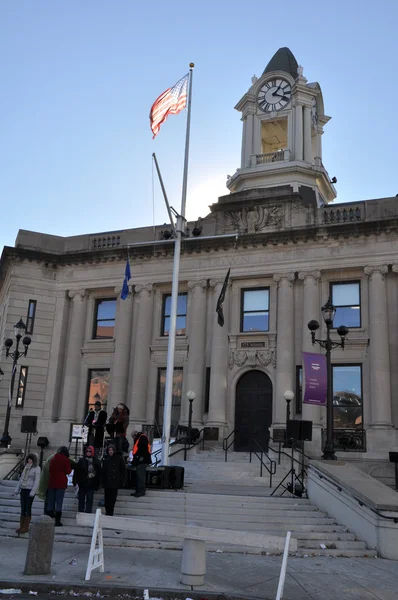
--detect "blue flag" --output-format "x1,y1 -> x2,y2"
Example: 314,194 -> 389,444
121,259 -> 131,300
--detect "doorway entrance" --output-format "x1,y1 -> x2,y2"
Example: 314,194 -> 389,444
234,370 -> 273,452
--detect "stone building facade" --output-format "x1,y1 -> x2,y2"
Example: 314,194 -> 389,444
1,48 -> 398,459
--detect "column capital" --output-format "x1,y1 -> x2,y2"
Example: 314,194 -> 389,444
273,272 -> 295,286
392,264 -> 398,274
209,278 -> 231,289
114,286 -> 132,298
68,289 -> 89,300
298,271 -> 321,284
364,265 -> 388,280
134,283 -> 153,295
188,279 -> 207,291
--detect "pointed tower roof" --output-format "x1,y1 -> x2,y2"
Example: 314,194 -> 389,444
262,47 -> 298,79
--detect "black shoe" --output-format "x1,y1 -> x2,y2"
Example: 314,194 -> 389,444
55,511 -> 63,526
133,492 -> 145,498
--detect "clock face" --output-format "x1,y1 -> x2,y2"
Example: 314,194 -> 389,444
257,78 -> 292,112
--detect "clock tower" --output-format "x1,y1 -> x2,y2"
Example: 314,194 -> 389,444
227,47 -> 336,205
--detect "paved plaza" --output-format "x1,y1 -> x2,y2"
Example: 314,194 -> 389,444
0,538 -> 397,600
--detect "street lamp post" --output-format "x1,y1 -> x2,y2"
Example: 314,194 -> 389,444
0,319 -> 32,448
308,298 -> 349,460
284,390 -> 294,423
184,390 -> 196,461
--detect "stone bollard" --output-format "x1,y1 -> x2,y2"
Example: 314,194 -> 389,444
24,515 -> 55,575
180,538 -> 206,586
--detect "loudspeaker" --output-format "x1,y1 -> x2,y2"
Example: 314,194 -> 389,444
21,416 -> 37,434
170,466 -> 184,489
286,419 -> 313,442
389,452 -> 398,463
300,420 -> 313,442
37,436 -> 49,449
286,420 -> 301,441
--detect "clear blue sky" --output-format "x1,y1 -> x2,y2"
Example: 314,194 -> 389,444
1,1 -> 397,250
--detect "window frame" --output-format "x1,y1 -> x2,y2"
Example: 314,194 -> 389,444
161,293 -> 188,337
92,298 -> 117,340
332,363 -> 363,430
25,300 -> 37,335
330,281 -> 361,329
16,365 -> 29,408
240,287 -> 270,333
155,366 -> 183,436
85,368 -> 110,418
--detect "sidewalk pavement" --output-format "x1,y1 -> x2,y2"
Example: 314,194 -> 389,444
0,538 -> 398,600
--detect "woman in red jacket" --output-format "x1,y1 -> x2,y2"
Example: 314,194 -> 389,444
47,446 -> 72,526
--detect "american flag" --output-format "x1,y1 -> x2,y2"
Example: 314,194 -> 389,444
150,74 -> 189,138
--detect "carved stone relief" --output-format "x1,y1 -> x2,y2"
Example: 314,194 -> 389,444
224,205 -> 283,234
228,349 -> 276,370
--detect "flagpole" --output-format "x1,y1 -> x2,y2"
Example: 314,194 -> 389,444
161,63 -> 194,466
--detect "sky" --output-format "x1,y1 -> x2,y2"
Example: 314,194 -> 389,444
1,1 -> 398,250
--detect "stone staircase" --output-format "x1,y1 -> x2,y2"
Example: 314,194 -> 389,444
0,448 -> 372,557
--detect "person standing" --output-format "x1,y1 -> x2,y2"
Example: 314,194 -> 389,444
106,403 -> 130,455
102,444 -> 126,516
73,445 -> 101,514
130,431 -> 151,498
84,400 -> 107,458
14,453 -> 41,534
47,446 -> 72,526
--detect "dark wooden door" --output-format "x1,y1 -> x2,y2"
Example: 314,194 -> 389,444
234,370 -> 273,452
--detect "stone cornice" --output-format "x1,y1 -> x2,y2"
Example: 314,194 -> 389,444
3,213 -> 398,283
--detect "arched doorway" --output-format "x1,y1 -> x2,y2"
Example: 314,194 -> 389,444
234,370 -> 273,452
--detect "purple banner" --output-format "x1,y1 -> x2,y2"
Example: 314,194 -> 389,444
302,352 -> 327,406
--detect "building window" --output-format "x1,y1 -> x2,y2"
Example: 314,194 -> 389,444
93,299 -> 116,339
161,293 -> 187,336
333,365 -> 363,429
16,366 -> 29,408
155,367 -> 183,437
85,369 -> 110,417
241,288 -> 269,332
25,300 -> 37,335
331,282 -> 361,328
295,366 -> 302,415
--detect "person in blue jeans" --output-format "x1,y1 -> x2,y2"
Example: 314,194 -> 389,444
73,445 -> 101,513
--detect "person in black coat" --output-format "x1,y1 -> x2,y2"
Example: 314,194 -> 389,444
130,431 -> 151,498
102,444 -> 126,516
84,400 -> 107,456
72,445 -> 102,513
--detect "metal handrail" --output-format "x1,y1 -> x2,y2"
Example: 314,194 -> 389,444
223,429 -> 237,462
150,428 -> 205,466
4,456 -> 25,480
249,437 -> 276,487
268,434 -> 311,468
310,465 -> 398,523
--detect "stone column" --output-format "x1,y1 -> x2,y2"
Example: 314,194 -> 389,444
109,288 -> 133,407
365,266 -> 392,428
294,104 -> 303,161
303,105 -> 312,162
244,114 -> 255,167
59,289 -> 89,422
182,280 -> 207,426
298,272 -> 322,453
129,284 -> 154,427
207,278 -> 230,430
273,273 -> 295,427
